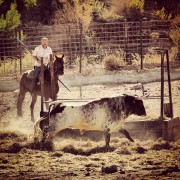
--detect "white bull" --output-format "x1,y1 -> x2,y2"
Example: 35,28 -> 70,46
34,95 -> 146,145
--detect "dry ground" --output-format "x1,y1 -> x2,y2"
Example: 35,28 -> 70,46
0,69 -> 180,179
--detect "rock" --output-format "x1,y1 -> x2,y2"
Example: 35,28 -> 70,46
102,165 -> 118,174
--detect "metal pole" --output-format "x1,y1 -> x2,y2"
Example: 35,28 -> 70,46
160,52 -> 165,120
140,19 -> 143,69
79,22 -> 82,73
166,50 -> 173,118
40,57 -> 44,117
50,54 -> 56,100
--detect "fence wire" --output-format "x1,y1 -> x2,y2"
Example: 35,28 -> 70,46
0,20 -> 178,76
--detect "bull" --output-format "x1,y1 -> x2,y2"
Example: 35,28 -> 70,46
33,94 -> 146,145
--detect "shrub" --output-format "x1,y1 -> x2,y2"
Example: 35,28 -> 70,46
0,2 -> 21,30
122,0 -> 144,21
102,54 -> 127,71
170,15 -> 180,56
154,7 -> 172,20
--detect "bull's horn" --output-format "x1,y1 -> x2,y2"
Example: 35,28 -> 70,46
135,92 -> 150,100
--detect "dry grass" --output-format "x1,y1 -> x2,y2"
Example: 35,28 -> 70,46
0,53 -> 33,76
102,54 -> 127,71
1,130 -> 180,179
151,138 -> 171,150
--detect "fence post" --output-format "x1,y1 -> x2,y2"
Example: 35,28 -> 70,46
18,28 -> 22,75
140,19 -> 143,69
68,24 -> 72,66
79,22 -> 82,73
2,31 -> 5,61
166,50 -> 173,118
160,52 -> 165,120
40,57 -> 45,117
124,19 -> 128,62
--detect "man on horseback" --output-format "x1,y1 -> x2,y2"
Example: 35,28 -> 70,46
32,37 -> 53,92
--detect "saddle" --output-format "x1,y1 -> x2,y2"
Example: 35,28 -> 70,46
26,69 -> 36,79
27,67 -> 50,82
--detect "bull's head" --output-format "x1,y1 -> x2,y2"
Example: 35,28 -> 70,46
53,54 -> 64,76
124,95 -> 146,116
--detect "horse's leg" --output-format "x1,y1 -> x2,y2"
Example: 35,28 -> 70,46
119,127 -> 134,142
17,92 -> 26,116
30,93 -> 37,122
104,128 -> 111,146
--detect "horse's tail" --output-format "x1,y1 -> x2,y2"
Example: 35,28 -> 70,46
17,73 -> 28,116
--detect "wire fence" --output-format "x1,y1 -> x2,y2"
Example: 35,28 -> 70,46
0,20 -> 179,76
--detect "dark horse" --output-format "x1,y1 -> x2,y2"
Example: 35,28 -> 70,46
17,55 -> 64,121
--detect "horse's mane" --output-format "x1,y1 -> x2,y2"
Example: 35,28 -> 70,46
44,68 -> 51,82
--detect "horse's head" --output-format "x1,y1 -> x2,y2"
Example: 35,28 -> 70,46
53,54 -> 64,76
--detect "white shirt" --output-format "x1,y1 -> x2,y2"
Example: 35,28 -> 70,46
32,45 -> 53,67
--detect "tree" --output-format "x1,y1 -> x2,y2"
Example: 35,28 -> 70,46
0,0 -> 37,29
121,0 -> 144,21
0,2 -> 21,30
170,15 -> 180,59
144,0 -> 180,19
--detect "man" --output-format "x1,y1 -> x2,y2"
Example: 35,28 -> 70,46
32,37 -> 53,92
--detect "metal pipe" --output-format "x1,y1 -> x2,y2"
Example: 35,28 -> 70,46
16,37 -> 32,54
166,50 -> 173,118
160,52 -> 165,120
40,57 -> 45,117
58,79 -> 71,92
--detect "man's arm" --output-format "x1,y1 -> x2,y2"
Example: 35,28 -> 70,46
32,47 -> 40,62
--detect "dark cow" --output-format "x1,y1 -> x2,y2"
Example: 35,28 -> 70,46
33,94 -> 146,145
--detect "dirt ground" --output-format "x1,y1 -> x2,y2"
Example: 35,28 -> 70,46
0,68 -> 180,179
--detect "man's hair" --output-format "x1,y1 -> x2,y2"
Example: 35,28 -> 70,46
41,37 -> 48,41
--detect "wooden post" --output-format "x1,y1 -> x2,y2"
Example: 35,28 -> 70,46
19,29 -> 22,75
40,57 -> 44,117
124,19 -> 128,62
49,54 -> 56,100
166,50 -> 173,118
69,24 -> 72,66
160,52 -> 165,120
79,22 -> 82,73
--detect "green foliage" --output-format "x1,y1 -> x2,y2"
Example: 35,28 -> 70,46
93,1 -> 122,22
122,0 -> 144,20
0,53 -> 34,76
130,0 -> 144,11
170,15 -> 180,53
154,7 -> 172,20
24,0 -> 37,8
93,1 -> 104,14
0,0 -> 3,6
0,2 -> 21,30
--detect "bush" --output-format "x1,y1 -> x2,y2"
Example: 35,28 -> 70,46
170,15 -> 180,56
102,54 -> 127,71
122,0 -> 144,21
